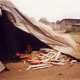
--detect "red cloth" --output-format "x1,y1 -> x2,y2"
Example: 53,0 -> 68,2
25,57 -> 41,65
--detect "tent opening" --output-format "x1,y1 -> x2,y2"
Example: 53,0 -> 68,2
0,10 -> 51,59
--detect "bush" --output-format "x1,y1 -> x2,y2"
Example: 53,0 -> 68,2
65,29 -> 71,33
76,29 -> 80,32
65,27 -> 76,33
70,27 -> 76,32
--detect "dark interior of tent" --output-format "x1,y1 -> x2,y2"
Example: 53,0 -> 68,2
0,10 -> 51,59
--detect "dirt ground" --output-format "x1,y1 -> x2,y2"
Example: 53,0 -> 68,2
0,35 -> 80,80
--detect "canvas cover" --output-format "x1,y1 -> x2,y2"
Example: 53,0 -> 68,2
0,61 -> 5,72
0,0 -> 80,59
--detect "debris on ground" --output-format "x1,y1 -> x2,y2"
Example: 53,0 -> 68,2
20,48 -> 77,70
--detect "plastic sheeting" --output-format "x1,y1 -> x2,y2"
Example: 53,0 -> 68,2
0,61 -> 5,72
0,0 -> 80,59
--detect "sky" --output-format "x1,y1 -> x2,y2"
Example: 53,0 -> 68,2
10,0 -> 80,22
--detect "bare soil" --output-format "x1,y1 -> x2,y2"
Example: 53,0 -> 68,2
0,35 -> 80,80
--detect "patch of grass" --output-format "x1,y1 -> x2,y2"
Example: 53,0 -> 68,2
68,32 -> 80,35
53,29 -> 60,31
65,27 -> 80,35
65,27 -> 76,33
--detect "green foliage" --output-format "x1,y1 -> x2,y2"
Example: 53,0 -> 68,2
65,27 -> 80,35
56,20 -> 60,24
65,27 -> 76,33
76,29 -> 80,32
39,17 -> 50,25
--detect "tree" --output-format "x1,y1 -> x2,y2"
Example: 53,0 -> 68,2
56,20 -> 60,24
39,17 -> 50,25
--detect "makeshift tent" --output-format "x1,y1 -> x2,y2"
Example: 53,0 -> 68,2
0,0 -> 80,59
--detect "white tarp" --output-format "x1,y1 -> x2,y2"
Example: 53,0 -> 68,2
0,61 -> 5,72
0,0 -> 80,59
0,8 -> 2,16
